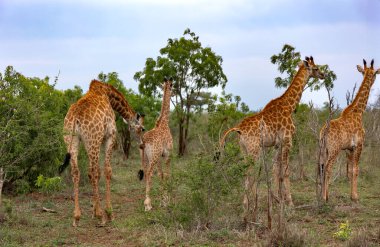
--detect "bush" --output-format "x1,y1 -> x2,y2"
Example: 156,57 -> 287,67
35,175 -> 63,194
333,221 -> 352,241
161,141 -> 248,230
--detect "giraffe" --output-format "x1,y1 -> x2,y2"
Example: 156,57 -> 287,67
59,80 -> 144,227
219,56 -> 325,220
139,78 -> 173,211
320,59 -> 380,202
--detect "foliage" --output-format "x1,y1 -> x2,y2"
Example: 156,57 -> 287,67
333,221 -> 352,241
35,175 -> 62,194
161,143 -> 247,229
134,28 -> 227,156
207,91 -> 251,142
270,44 -> 336,91
0,66 -> 75,191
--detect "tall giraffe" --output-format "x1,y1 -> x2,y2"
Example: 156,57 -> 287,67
320,59 -> 380,202
220,57 -> 325,218
139,78 -> 173,211
59,80 -> 144,227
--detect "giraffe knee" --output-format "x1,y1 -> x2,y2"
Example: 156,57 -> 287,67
105,167 -> 112,179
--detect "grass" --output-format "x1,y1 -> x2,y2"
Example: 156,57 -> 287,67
1,148 -> 380,246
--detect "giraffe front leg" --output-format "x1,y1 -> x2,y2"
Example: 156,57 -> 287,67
242,166 -> 256,224
322,152 -> 338,202
163,153 -> 171,180
351,143 -> 362,202
274,137 -> 293,206
161,152 -> 171,207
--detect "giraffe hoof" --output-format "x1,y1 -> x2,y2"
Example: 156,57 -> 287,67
351,197 -> 359,203
144,198 -> 152,211
72,219 -> 79,227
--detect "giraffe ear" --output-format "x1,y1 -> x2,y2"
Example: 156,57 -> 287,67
375,68 -> 380,75
357,65 -> 365,74
303,60 -> 309,68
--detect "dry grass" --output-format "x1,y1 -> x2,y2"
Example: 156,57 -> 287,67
1,147 -> 380,246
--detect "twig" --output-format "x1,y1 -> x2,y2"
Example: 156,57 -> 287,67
42,207 -> 57,213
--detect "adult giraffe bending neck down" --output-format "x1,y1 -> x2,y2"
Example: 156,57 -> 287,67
320,59 -> 380,202
220,56 -> 325,221
60,80 -> 144,227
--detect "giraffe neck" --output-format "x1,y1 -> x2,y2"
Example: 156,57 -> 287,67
280,66 -> 310,111
156,84 -> 171,127
345,71 -> 375,115
90,80 -> 136,120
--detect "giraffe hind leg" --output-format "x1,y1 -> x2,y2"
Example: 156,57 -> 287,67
67,135 -> 81,227
103,130 -> 116,223
85,141 -> 103,222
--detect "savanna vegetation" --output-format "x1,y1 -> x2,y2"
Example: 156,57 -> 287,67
1,30 -> 380,246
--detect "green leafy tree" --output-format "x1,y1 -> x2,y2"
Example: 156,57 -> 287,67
0,66 -> 68,190
134,28 -> 227,156
270,44 -> 336,91
207,91 -> 251,142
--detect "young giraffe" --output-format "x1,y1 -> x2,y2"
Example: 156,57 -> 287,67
139,78 -> 173,211
59,80 -> 144,227
220,57 -> 325,218
320,59 -> 380,202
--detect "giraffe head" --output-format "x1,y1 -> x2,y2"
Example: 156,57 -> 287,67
357,59 -> 380,83
303,56 -> 325,80
162,77 -> 174,95
124,112 -> 145,133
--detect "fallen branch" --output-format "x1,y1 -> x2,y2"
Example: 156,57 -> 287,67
42,207 -> 57,213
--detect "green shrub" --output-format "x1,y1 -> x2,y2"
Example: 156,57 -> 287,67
14,179 -> 31,195
333,221 -> 352,241
35,175 -> 63,194
161,142 -> 248,230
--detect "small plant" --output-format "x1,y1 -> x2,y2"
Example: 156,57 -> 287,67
35,175 -> 62,194
333,221 -> 352,241
3,198 -> 13,216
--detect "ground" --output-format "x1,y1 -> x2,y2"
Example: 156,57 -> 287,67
1,149 -> 380,246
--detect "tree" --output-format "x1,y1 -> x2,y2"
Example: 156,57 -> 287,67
207,91 -> 250,142
0,66 -> 69,192
134,28 -> 227,156
271,44 -> 336,91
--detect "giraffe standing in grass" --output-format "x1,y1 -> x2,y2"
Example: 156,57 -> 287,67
59,80 -> 144,227
320,59 -> 380,202
139,78 -> 173,211
220,57 -> 325,220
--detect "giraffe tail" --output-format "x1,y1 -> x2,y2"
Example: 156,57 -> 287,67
138,142 -> 145,181
215,127 -> 240,161
58,153 -> 71,175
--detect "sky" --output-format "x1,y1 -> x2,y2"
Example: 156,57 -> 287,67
0,0 -> 379,110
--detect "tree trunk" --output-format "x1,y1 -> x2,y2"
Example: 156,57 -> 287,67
178,119 -> 185,156
121,126 -> 131,160
0,167 -> 4,207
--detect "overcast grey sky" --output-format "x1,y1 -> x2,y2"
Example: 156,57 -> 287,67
0,0 -> 379,110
